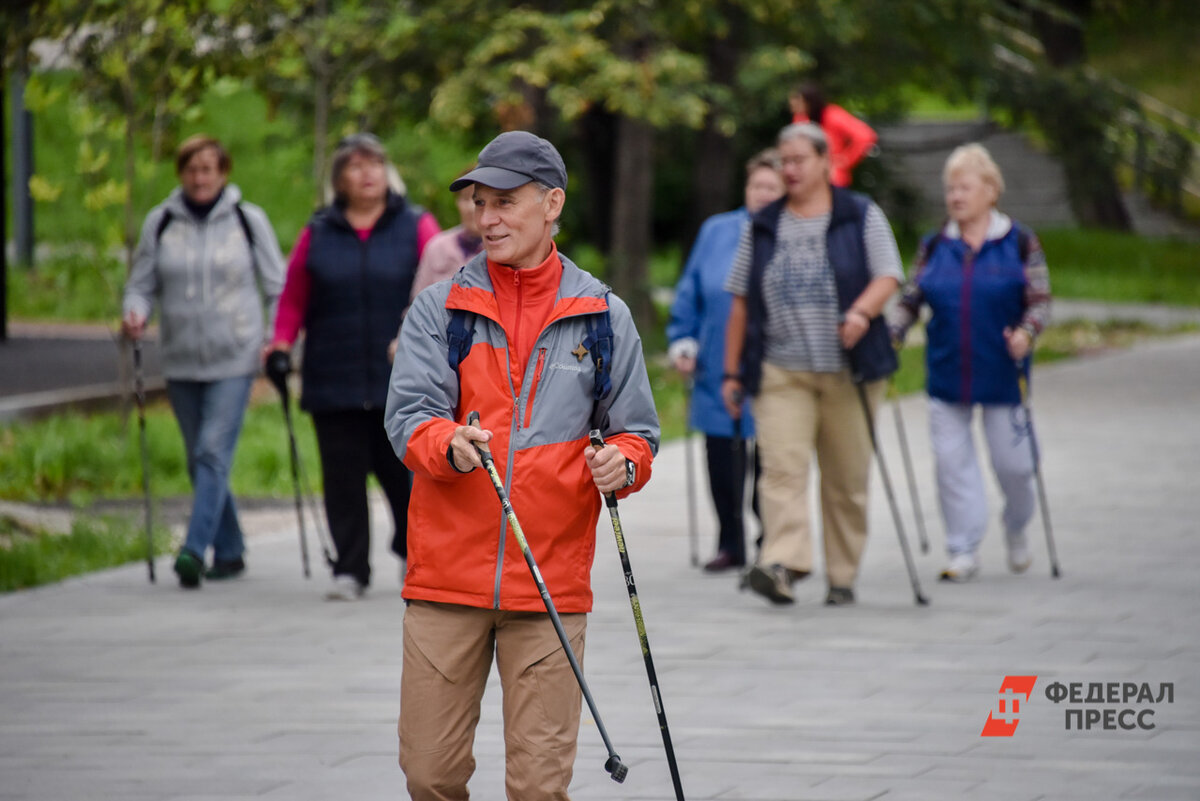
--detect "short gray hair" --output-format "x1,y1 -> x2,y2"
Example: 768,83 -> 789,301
778,122 -> 828,157
327,133 -> 406,204
533,181 -> 562,237
745,147 -> 782,176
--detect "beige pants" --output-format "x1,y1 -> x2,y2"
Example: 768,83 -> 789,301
753,363 -> 884,589
399,600 -> 586,801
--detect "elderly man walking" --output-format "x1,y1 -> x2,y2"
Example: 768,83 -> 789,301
385,130 -> 660,801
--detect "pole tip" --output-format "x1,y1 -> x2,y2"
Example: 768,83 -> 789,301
605,755 -> 628,783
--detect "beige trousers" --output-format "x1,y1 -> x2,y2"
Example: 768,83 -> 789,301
399,600 -> 586,801
753,363 -> 884,589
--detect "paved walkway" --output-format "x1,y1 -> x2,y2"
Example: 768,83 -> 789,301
3,334 -> 1199,800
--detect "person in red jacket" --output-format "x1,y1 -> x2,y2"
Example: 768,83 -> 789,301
789,81 -> 878,188
384,130 -> 659,800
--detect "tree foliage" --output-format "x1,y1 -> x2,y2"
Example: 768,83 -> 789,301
27,0 -> 236,264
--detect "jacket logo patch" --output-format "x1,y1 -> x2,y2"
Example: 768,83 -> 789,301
571,343 -> 589,361
549,362 -> 587,374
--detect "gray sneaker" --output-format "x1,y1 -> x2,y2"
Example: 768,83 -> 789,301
325,574 -> 366,601
824,586 -> 856,606
1006,532 -> 1033,574
746,564 -> 795,605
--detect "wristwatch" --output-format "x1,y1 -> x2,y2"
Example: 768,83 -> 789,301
622,458 -> 637,489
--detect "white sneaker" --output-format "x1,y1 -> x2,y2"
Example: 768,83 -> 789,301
1006,532 -> 1033,574
940,552 -> 979,582
325,574 -> 365,601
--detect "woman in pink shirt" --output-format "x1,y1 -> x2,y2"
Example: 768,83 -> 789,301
409,180 -> 483,300
267,134 -> 439,599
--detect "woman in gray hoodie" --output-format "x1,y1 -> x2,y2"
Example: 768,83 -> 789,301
122,134 -> 285,589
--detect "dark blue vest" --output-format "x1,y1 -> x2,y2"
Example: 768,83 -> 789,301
741,187 -> 897,394
300,192 -> 421,412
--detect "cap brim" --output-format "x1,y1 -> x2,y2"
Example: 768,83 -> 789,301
449,166 -> 532,192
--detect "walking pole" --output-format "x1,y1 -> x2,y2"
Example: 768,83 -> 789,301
468,412 -> 629,784
590,430 -> 686,801
683,377 -> 699,567
132,340 -> 156,584
1017,366 -> 1061,578
853,382 -> 929,606
889,381 -> 930,554
266,350 -> 313,578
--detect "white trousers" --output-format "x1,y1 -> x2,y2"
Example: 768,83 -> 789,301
928,398 -> 1036,557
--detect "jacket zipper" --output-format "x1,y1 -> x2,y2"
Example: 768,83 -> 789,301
960,248 -> 974,402
493,319 -> 524,609
523,348 -> 547,429
491,298 -> 594,608
358,232 -> 374,409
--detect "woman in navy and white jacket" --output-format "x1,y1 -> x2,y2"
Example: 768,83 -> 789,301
890,143 -> 1051,583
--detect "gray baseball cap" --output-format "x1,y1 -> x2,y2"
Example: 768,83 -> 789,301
449,131 -> 567,192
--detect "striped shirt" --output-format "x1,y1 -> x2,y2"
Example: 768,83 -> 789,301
725,202 -> 904,372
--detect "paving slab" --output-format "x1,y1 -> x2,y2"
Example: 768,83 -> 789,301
2,333 -> 1199,800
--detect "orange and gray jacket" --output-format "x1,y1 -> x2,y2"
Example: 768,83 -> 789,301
384,252 -> 659,613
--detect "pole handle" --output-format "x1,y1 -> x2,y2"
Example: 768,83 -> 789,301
467,410 -> 492,458
588,429 -> 620,509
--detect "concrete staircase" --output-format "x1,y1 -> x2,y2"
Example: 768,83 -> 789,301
875,120 -> 1074,227
874,120 -> 1198,238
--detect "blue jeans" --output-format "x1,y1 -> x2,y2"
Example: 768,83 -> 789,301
166,375 -> 254,563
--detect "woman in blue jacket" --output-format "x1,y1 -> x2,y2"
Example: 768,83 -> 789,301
891,143 -> 1051,582
667,150 -> 783,572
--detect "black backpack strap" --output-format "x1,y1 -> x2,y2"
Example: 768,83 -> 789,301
1016,225 -> 1031,263
154,209 -> 174,244
234,202 -> 259,274
581,304 -> 614,404
446,309 -> 476,372
580,297 -> 615,430
156,203 -> 259,271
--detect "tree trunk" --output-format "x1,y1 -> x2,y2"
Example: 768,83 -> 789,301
684,12 -> 742,259
313,66 -> 330,206
577,107 -> 617,252
1028,0 -> 1091,68
1026,0 -> 1130,229
123,84 -> 138,272
609,114 -> 655,331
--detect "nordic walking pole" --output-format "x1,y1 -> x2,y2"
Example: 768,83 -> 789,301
854,382 -> 929,606
1017,366 -> 1061,578
889,382 -> 930,554
590,429 -> 686,801
132,340 -> 156,584
683,377 -> 699,567
467,412 -> 628,784
266,350 -> 312,579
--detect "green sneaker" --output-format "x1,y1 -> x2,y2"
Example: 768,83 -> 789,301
205,557 -> 246,580
173,550 -> 203,589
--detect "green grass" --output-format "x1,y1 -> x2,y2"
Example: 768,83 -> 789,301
1035,227 -> 1200,306
0,514 -> 171,593
0,391 -> 321,505
6,251 -> 127,322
